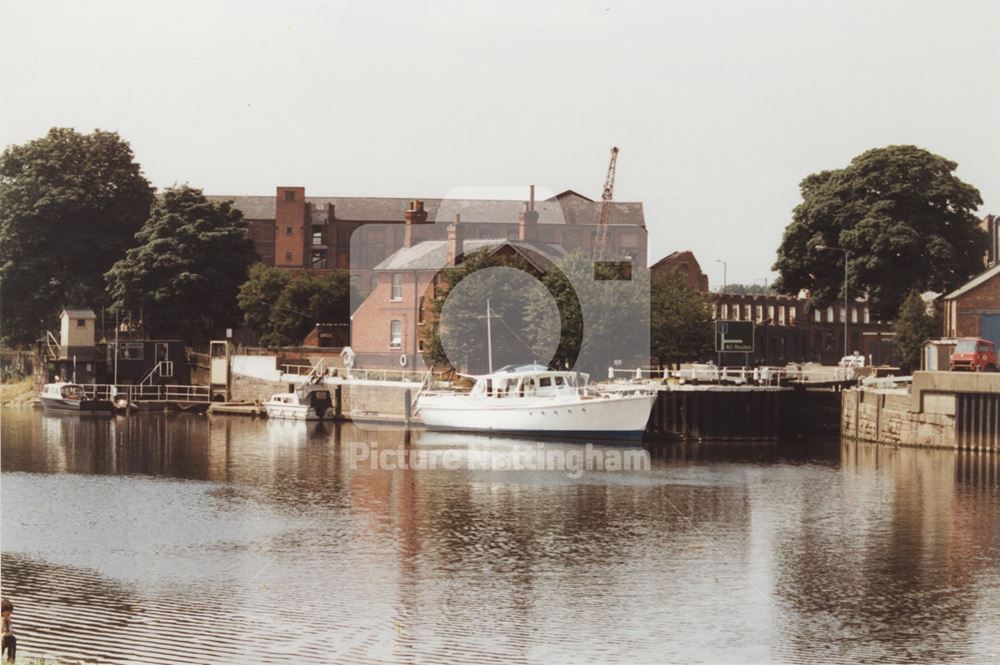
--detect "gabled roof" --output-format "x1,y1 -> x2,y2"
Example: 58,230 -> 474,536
545,189 -> 595,203
61,308 -> 96,319
374,239 -> 566,273
209,194 -> 645,227
942,263 -> 1000,300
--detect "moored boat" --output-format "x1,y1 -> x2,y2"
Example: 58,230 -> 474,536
265,384 -> 335,420
39,382 -> 115,414
416,364 -> 656,439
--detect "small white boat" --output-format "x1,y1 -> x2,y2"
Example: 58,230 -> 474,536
39,382 -> 114,414
416,364 -> 656,440
265,384 -> 335,420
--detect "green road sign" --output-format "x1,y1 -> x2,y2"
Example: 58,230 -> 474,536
715,320 -> 755,352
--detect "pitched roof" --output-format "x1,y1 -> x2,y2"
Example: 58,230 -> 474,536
374,239 -> 566,273
61,308 -> 96,319
942,263 -> 1000,300
208,194 -> 644,227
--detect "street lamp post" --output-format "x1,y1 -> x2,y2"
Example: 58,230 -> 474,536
816,245 -> 849,360
715,259 -> 727,293
715,259 -> 728,370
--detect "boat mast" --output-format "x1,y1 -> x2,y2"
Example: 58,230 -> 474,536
486,298 -> 493,373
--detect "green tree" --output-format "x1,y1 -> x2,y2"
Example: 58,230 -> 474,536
425,248 -> 540,372
721,283 -> 775,296
526,252 -> 649,374
237,264 -> 353,347
0,128 -> 155,344
650,268 -> 715,366
106,186 -> 258,339
773,145 -> 985,320
893,290 -> 940,370
237,263 -> 291,336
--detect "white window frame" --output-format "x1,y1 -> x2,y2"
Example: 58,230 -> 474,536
389,320 -> 402,349
391,273 -> 403,301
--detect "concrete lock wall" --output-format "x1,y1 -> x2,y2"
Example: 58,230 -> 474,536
228,367 -> 419,420
842,371 -> 1000,450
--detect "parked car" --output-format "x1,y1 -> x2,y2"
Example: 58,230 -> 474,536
949,338 -> 997,372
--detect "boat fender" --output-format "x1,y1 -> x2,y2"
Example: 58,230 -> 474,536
399,354 -> 408,367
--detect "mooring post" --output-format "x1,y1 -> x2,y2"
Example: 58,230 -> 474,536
404,388 -> 412,423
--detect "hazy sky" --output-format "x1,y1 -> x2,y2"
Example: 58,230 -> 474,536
2,0 -> 997,287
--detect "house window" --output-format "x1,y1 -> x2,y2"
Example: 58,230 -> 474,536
778,306 -> 786,326
813,309 -> 821,323
285,251 -> 293,262
76,318 -> 86,328
732,305 -> 739,321
827,306 -> 834,322
755,305 -> 763,323
418,339 -> 425,352
839,306 -> 846,323
312,230 -> 323,246
120,342 -> 144,360
391,273 -> 403,300
788,307 -> 797,325
767,305 -> 775,322
864,307 -> 870,324
311,250 -> 327,269
720,304 -> 728,319
418,296 -> 425,324
744,304 -> 752,320
285,226 -> 293,235
284,190 -> 296,201
390,320 -> 402,348
851,307 -> 859,323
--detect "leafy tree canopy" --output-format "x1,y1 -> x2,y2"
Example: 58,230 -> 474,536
238,264 -> 354,347
0,128 -> 155,344
651,268 -> 714,366
425,249 -> 650,375
893,290 -> 940,371
106,185 -> 258,339
720,283 -> 776,296
773,145 -> 985,320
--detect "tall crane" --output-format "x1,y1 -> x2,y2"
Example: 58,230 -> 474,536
593,146 -> 619,261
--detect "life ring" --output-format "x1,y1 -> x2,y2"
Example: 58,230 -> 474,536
340,346 -> 355,369
399,354 -> 408,367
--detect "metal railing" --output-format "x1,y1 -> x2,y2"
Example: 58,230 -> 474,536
348,368 -> 437,383
81,384 -> 211,403
607,364 -> 865,386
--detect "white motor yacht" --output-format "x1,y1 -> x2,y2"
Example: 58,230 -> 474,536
416,364 -> 656,439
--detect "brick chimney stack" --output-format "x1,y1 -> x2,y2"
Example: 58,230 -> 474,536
518,185 -> 539,242
404,200 -> 428,247
447,214 -> 463,265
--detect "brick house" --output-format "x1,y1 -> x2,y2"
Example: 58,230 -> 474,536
350,215 -> 566,370
650,250 -> 709,292
942,262 -> 1000,345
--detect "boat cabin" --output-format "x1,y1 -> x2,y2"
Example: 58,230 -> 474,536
470,364 -> 589,399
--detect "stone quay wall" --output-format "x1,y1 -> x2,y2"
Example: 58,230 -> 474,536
842,371 -> 1000,451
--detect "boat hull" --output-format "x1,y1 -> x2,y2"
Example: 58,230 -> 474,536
417,392 -> 656,440
265,404 -> 335,421
40,396 -> 115,414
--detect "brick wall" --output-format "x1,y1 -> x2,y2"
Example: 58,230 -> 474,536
351,270 -> 433,368
946,275 -> 1000,338
275,186 -> 306,267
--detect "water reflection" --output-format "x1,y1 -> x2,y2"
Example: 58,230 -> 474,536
1,409 -> 998,664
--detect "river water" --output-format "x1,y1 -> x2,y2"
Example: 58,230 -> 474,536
1,408 -> 999,664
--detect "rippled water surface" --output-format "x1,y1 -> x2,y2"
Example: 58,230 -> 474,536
2,408 -> 999,663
